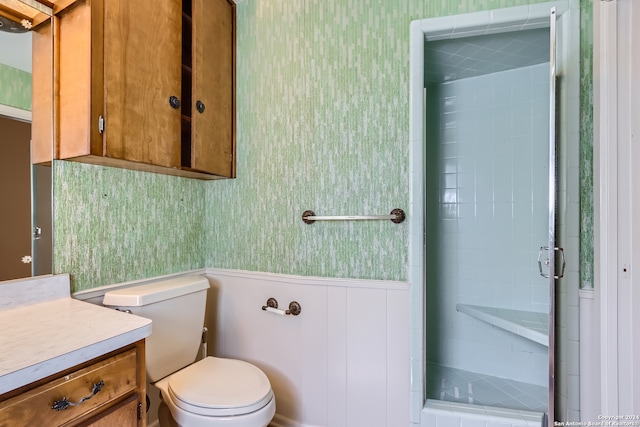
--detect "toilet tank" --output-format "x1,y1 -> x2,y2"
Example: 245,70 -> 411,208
103,275 -> 209,382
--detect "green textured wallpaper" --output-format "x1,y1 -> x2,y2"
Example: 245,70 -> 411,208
579,0 -> 593,288
0,64 -> 31,111
54,0 -> 593,290
204,0 -> 412,279
204,0 -> 592,281
54,161 -> 206,291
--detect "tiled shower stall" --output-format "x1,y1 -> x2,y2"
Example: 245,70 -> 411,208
409,1 -> 581,425
424,61 -> 551,409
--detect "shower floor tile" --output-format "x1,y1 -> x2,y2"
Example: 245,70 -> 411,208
426,363 -> 548,413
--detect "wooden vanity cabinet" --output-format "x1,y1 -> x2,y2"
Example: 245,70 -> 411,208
0,341 -> 146,427
55,0 -> 236,180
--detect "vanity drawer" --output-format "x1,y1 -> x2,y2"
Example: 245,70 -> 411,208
0,348 -> 138,427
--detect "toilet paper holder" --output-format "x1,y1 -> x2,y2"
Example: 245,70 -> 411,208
261,298 -> 302,316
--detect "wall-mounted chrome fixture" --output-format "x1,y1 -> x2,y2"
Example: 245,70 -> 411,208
302,208 -> 405,224
261,297 -> 302,316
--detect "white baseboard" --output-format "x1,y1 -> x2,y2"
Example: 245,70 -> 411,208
270,413 -> 325,427
150,413 -> 314,427
269,413 -> 297,427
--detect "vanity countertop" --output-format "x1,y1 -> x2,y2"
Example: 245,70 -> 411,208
0,274 -> 151,396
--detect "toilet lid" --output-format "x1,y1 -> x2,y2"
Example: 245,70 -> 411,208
167,357 -> 273,416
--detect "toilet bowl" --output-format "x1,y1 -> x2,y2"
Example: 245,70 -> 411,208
103,275 -> 275,427
155,357 -> 275,427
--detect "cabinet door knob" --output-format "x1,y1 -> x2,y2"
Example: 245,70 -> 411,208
169,96 -> 181,109
196,100 -> 205,113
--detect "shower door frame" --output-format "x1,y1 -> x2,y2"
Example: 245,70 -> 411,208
408,1 -> 581,425
547,7 -> 558,424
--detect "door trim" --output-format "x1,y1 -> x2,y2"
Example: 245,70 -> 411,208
594,0 -> 619,415
0,104 -> 32,122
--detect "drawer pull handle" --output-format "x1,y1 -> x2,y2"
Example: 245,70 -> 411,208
51,380 -> 105,411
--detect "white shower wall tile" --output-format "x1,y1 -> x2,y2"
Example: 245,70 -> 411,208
567,374 -> 580,412
462,418 -> 488,427
566,339 -> 580,376
426,62 -> 550,387
566,305 -> 579,341
564,272 -> 580,307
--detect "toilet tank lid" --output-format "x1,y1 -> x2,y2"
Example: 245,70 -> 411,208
103,276 -> 209,307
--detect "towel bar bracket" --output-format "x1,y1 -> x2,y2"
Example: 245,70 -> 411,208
390,208 -> 406,224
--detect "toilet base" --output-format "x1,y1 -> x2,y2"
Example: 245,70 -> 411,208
158,393 -> 276,427
158,401 -> 179,427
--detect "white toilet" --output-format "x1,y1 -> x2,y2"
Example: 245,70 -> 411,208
103,275 -> 276,427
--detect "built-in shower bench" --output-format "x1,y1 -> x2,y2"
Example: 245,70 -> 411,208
456,304 -> 548,347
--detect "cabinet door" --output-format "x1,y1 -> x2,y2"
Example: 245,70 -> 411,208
103,0 -> 182,168
84,395 -> 141,427
31,19 -> 53,165
191,0 -> 235,177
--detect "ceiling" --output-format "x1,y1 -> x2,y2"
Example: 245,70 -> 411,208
424,28 -> 550,84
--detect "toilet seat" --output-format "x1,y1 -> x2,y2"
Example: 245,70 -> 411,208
161,357 -> 273,417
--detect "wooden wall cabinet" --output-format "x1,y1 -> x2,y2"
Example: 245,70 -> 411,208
31,16 -> 53,166
55,0 -> 236,180
0,341 -> 146,427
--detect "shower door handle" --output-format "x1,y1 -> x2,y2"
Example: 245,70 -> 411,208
537,246 -> 566,279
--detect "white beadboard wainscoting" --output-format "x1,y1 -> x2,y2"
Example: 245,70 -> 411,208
205,268 -> 411,427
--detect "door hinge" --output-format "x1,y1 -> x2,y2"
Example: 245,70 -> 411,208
98,115 -> 105,134
137,402 -> 142,420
